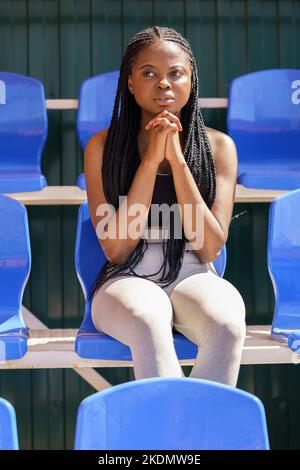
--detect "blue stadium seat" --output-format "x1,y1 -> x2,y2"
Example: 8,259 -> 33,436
76,71 -> 119,189
74,377 -> 269,450
0,72 -> 48,193
268,188 -> 300,352
0,195 -> 31,360
227,69 -> 300,190
74,202 -> 226,360
0,397 -> 19,450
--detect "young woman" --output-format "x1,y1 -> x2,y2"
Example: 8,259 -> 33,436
85,26 -> 246,386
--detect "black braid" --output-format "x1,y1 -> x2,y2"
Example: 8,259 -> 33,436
87,26 -> 216,303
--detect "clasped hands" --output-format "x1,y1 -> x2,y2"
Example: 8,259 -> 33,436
145,109 -> 185,165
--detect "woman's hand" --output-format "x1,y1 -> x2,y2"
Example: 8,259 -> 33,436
143,110 -> 180,167
165,127 -> 185,165
145,110 -> 185,166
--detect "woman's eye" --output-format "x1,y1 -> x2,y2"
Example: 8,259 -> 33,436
142,70 -> 183,78
170,70 -> 183,77
143,71 -> 155,77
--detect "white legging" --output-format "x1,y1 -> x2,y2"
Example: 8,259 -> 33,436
91,244 -> 246,387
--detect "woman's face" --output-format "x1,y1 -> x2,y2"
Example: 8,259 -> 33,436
128,40 -> 192,118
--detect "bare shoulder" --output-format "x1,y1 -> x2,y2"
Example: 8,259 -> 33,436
205,126 -> 237,174
205,126 -> 236,154
85,128 -> 109,157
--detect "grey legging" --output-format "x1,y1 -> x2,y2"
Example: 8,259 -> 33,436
91,243 -> 246,387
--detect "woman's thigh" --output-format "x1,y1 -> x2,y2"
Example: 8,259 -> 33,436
91,275 -> 175,346
169,271 -> 246,345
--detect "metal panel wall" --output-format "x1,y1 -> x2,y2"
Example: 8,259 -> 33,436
0,0 -> 299,449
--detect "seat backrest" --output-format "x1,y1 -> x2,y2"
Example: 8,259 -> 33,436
75,203 -> 227,332
74,203 -> 107,333
268,188 -> 300,337
0,195 -> 31,327
213,244 -> 226,277
0,71 -> 47,172
74,377 -> 269,450
227,69 -> 300,172
0,397 -> 19,450
76,71 -> 119,150
75,203 -> 107,300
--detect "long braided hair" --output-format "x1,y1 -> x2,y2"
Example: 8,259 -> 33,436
87,25 -> 216,302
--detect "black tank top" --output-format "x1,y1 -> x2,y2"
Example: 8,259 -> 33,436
147,174 -> 176,228
134,139 -> 176,228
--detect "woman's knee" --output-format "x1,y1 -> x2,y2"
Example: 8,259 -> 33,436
171,273 -> 246,343
219,312 -> 246,343
92,276 -> 174,330
204,282 -> 246,346
205,279 -> 246,337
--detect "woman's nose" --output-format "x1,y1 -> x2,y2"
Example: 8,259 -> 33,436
157,78 -> 171,89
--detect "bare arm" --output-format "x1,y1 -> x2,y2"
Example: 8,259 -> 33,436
101,158 -> 160,265
169,132 -> 237,263
84,131 -> 160,265
84,116 -> 176,265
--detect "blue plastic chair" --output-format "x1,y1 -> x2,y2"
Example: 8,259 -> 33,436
76,71 -> 119,189
75,202 -> 226,360
0,397 -> 19,450
74,377 -> 269,450
0,72 -> 48,194
227,69 -> 300,190
0,195 -> 31,360
268,188 -> 300,353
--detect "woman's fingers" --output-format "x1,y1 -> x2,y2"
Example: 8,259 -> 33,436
145,110 -> 182,131
146,116 -> 181,131
151,118 -> 178,131
145,115 -> 166,129
164,111 -> 182,131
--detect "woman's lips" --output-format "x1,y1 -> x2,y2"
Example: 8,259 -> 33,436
153,97 -> 175,106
